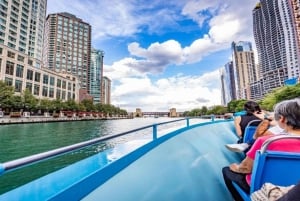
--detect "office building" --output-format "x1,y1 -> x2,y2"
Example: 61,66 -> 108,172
102,76 -> 111,105
43,12 -> 91,91
231,41 -> 257,100
220,61 -> 236,106
90,48 -> 104,104
0,0 -> 80,101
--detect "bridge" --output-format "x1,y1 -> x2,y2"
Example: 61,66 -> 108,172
142,112 -> 170,117
133,108 -> 184,118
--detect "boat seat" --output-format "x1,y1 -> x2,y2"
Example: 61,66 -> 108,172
232,135 -> 300,201
243,119 -> 261,143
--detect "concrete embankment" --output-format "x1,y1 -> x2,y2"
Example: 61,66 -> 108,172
0,116 -> 129,125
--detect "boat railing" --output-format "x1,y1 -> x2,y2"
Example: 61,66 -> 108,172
0,116 -> 216,176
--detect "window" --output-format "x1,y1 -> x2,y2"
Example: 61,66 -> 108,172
49,88 -> 54,98
43,74 -> 49,84
50,76 -> 55,86
15,80 -> 22,92
5,61 -> 14,75
56,89 -> 61,99
42,86 -> 48,97
26,69 -> 33,80
62,80 -> 66,89
16,64 -> 24,78
34,84 -> 40,95
62,91 -> 66,100
28,59 -> 33,65
5,77 -> 13,86
57,79 -> 61,87
17,55 -> 25,62
68,82 -> 71,90
34,72 -> 40,82
26,82 -> 32,92
7,51 -> 15,58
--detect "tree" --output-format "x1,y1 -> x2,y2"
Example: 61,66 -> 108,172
22,89 -> 38,111
0,81 -> 15,110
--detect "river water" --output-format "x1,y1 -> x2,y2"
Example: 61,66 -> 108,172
0,117 -> 207,194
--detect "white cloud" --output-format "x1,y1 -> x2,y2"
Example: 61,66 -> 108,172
108,69 -> 222,112
48,0 -> 257,112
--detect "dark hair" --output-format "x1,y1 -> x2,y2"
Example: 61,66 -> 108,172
244,101 -> 261,115
274,98 -> 300,129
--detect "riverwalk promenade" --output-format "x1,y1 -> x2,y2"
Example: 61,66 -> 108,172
0,115 -> 130,125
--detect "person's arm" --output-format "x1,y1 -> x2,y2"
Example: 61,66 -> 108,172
229,156 -> 253,174
234,116 -> 242,138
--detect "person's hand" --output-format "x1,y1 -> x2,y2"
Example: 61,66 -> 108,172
229,163 -> 239,172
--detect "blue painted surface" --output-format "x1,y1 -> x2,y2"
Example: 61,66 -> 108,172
0,120 -> 242,201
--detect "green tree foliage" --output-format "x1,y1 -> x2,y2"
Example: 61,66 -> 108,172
0,81 -> 15,109
227,99 -> 247,112
260,84 -> 300,110
22,89 -> 38,111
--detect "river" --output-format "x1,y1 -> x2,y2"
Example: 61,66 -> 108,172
0,117 -> 207,194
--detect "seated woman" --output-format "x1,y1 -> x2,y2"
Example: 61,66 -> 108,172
233,100 -> 262,143
222,98 -> 300,201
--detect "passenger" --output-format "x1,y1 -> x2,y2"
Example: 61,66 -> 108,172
222,98 -> 300,201
234,101 -> 262,143
225,119 -> 287,153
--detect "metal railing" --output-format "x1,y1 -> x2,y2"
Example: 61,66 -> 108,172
0,118 -> 203,175
0,116 -> 217,176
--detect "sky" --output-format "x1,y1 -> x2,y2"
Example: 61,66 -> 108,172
47,0 -> 258,113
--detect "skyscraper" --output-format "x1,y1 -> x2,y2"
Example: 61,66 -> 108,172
0,0 -> 47,68
43,12 -> 91,90
102,76 -> 111,105
231,41 -> 257,100
220,61 -> 236,106
0,1 -> 79,101
90,48 -> 104,104
253,1 -> 300,96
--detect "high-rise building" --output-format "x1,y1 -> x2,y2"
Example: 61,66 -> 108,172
231,41 -> 257,100
253,1 -> 300,97
220,61 -> 236,106
43,12 -> 91,90
0,0 -> 47,67
102,76 -> 111,105
90,48 -> 104,104
0,0 -> 80,102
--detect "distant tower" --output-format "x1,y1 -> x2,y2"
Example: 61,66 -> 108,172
220,61 -> 236,106
90,49 -> 104,104
102,76 -> 111,104
231,41 -> 257,100
43,12 -> 92,91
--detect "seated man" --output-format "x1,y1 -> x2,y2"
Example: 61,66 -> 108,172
222,98 -> 300,201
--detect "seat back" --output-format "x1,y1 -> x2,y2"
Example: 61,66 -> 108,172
250,135 -> 300,193
243,119 -> 261,143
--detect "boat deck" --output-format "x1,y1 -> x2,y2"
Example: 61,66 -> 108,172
81,121 -> 242,201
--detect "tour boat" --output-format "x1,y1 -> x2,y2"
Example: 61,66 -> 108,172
0,118 -> 243,200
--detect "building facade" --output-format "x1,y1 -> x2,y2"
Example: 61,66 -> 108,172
90,48 -> 104,104
0,46 -> 79,101
220,61 -> 236,106
252,1 -> 300,98
0,1 -> 80,102
102,76 -> 111,105
43,12 -> 91,91
0,0 -> 47,68
231,41 -> 257,100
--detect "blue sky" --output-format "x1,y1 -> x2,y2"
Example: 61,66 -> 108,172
47,0 -> 257,112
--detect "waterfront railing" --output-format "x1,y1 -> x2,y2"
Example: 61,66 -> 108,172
0,117 -> 216,176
